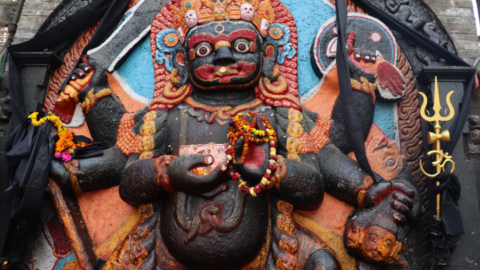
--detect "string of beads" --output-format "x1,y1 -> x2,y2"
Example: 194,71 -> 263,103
226,112 -> 278,197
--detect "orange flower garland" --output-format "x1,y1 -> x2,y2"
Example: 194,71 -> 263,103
56,132 -> 75,153
29,112 -> 91,156
226,112 -> 278,197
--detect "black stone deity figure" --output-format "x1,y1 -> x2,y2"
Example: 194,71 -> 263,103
50,0 -> 419,268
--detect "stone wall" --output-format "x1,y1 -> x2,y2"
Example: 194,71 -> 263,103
11,0 -> 62,45
0,27 -> 8,47
424,0 -> 480,65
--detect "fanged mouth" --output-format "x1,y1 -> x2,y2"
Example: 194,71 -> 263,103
194,62 -> 256,83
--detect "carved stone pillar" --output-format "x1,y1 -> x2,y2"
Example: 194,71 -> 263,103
9,51 -> 62,116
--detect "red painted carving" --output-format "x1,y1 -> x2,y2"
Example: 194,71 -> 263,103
149,0 -> 301,111
187,30 -> 257,48
194,62 -> 256,83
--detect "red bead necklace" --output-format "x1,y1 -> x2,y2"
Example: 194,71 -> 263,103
226,112 -> 278,197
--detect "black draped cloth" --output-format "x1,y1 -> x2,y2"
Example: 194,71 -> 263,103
5,0 -> 130,220
5,120 -> 55,219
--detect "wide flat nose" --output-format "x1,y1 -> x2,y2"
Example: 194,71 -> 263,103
214,42 -> 234,66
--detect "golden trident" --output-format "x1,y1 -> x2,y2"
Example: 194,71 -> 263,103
419,76 -> 456,218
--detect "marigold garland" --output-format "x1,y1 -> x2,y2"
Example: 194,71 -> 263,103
226,112 -> 278,197
28,112 -> 91,157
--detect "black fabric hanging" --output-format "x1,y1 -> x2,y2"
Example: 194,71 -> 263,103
335,0 -> 377,181
5,120 -> 55,219
7,53 -> 27,131
72,135 -> 104,159
351,0 -> 472,235
8,0 -> 130,54
4,0 -> 130,220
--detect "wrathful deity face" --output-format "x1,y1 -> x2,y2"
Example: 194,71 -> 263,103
183,21 -> 263,90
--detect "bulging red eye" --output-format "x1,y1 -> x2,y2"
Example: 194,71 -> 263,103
234,41 -> 250,53
196,44 -> 212,57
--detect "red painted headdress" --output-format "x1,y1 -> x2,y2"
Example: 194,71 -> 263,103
148,0 -> 301,111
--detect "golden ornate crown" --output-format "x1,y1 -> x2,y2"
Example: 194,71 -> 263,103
172,0 -> 275,42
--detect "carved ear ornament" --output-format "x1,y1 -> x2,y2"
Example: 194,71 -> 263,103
151,83 -> 192,105
265,23 -> 296,64
155,29 -> 182,72
262,75 -> 287,94
170,69 -> 182,86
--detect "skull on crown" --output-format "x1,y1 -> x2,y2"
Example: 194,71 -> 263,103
185,10 -> 198,28
240,4 -> 254,21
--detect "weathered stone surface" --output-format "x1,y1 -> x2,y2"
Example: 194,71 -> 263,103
423,0 -> 480,65
0,4 -> 17,25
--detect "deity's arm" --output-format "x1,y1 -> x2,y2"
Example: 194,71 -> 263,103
118,110 -> 170,206
315,142 -> 371,206
76,63 -> 129,148
119,157 -> 166,206
271,108 -> 324,210
315,142 -> 419,218
288,108 -> 372,207
272,155 -> 324,210
50,145 -> 128,194
59,60 -> 132,147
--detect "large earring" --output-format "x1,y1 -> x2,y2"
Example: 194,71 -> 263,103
262,41 -> 278,81
170,68 -> 182,86
262,75 -> 287,94
172,48 -> 189,87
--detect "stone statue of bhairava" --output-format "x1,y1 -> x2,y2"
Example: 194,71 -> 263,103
50,0 -> 419,268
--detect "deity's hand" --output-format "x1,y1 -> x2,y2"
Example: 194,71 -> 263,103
56,58 -> 94,106
166,155 -> 229,195
363,180 -> 418,224
345,31 -> 406,98
232,117 -> 270,183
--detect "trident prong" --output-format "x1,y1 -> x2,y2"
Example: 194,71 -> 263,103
419,77 -> 455,123
418,76 -> 456,218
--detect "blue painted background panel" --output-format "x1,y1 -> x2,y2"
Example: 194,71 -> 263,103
281,0 -> 335,97
118,37 -> 156,99
373,102 -> 395,140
